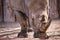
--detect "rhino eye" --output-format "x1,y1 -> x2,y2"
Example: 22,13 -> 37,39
37,16 -> 42,21
39,17 -> 42,21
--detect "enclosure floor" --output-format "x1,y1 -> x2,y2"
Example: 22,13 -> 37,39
0,37 -> 60,40
0,20 -> 60,40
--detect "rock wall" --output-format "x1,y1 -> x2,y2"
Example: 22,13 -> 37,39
57,0 -> 60,18
49,0 -> 59,19
0,0 -> 3,22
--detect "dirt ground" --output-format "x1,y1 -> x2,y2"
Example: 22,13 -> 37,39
0,20 -> 60,40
